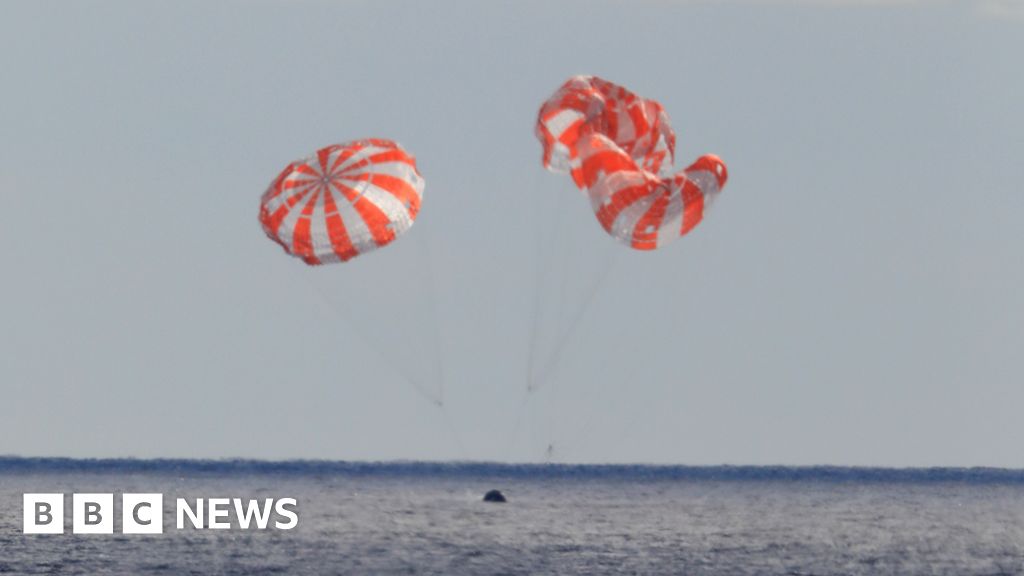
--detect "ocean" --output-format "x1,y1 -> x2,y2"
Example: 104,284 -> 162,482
2,458 -> 1024,575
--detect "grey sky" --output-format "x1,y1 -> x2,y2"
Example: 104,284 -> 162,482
2,0 -> 1022,466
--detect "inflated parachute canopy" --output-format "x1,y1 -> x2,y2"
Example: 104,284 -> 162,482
536,75 -> 727,250
259,139 -> 424,265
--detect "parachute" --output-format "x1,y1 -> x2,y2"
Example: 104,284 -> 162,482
257,138 -> 449,410
536,75 -> 676,183
514,77 -> 730,458
536,75 -> 727,249
259,139 -> 424,264
577,134 -> 727,250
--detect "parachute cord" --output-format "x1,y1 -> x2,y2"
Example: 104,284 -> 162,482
511,169 -> 549,460
410,227 -> 447,407
438,402 -> 469,460
551,204 -> 574,357
527,186 -> 575,392
502,391 -> 533,460
508,169 -> 561,460
531,244 -> 617,389
409,226 -> 474,459
301,256 -> 469,460
533,245 -> 615,462
517,171 -> 618,460
551,350 -> 653,461
525,173 -> 563,393
303,274 -> 444,408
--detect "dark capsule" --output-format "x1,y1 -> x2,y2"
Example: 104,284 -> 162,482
483,489 -> 507,503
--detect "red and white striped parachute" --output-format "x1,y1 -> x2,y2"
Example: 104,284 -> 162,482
577,134 -> 726,250
259,139 -> 424,265
536,76 -> 727,250
536,75 -> 676,185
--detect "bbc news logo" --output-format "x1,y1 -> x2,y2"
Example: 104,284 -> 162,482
23,494 -> 298,534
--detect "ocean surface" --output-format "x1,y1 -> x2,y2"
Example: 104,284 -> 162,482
2,458 -> 1024,575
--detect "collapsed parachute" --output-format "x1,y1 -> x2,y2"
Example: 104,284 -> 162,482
259,139 -> 424,264
537,75 -> 676,183
536,75 -> 727,250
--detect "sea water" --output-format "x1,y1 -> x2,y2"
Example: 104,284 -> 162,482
2,459 -> 1023,575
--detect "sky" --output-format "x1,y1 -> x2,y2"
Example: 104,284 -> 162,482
1,0 -> 1022,466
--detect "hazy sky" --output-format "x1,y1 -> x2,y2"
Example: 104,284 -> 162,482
2,0 -> 1022,466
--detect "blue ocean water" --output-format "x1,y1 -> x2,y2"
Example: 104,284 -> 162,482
2,458 -> 1024,575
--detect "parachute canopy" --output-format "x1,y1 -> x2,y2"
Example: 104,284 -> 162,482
536,75 -> 676,184
259,139 -> 424,265
536,76 -> 727,250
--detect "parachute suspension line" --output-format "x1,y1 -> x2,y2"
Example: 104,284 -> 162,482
507,170 -> 570,459
525,175 -> 620,397
304,262 -> 469,459
516,172 -> 619,460
544,190 -> 584,457
525,173 -> 566,393
437,400 -> 469,459
551,201 -> 574,348
532,244 -> 617,389
406,228 -> 471,460
551,371 -> 618,459
534,244 -> 617,461
552,349 -> 651,461
408,229 -> 446,407
526,186 -> 579,393
303,275 -> 444,408
508,170 -> 555,459
502,391 -> 534,460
